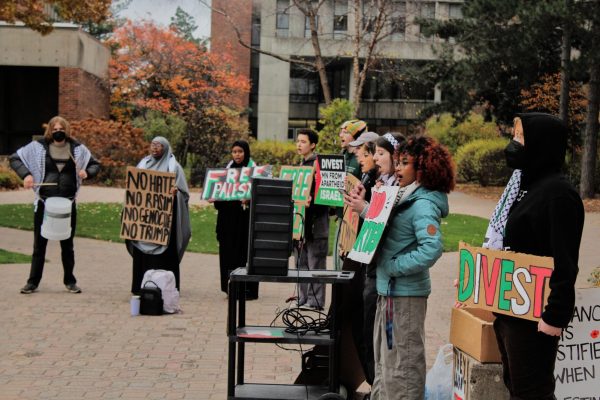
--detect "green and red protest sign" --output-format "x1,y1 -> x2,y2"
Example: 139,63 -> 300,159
279,165 -> 314,240
457,242 -> 554,321
201,166 -> 271,201
121,166 -> 176,246
314,155 -> 345,207
348,186 -> 400,264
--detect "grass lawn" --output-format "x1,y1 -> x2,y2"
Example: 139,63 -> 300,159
0,203 -> 488,254
0,248 -> 31,264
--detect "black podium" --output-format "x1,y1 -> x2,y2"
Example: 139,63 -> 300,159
227,268 -> 354,399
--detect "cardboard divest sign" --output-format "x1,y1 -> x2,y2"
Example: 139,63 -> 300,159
338,174 -> 361,256
314,155 -> 345,207
457,242 -> 554,321
201,166 -> 271,201
279,165 -> 314,240
347,186 -> 400,264
555,287 -> 600,399
120,167 -> 175,246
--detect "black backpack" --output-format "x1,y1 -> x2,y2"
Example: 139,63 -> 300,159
140,281 -> 163,316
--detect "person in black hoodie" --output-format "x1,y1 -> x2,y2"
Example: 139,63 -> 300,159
212,140 -> 259,300
10,116 -> 100,294
494,113 -> 584,399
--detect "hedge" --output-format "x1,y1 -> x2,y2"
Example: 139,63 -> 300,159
455,138 -> 512,186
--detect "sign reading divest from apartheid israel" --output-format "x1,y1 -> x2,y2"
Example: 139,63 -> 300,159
457,242 -> 554,321
348,185 -> 400,264
338,174 -> 361,256
314,155 -> 345,207
201,165 -> 271,201
555,287 -> 600,399
279,165 -> 314,240
120,167 -> 176,245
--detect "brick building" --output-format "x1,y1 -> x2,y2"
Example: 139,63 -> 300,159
210,0 -> 463,141
0,23 -> 110,154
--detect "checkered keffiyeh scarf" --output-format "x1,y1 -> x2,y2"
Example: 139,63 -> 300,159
16,141 -> 91,205
483,169 -> 521,250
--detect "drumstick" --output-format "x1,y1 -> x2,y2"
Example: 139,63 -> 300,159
33,183 -> 58,186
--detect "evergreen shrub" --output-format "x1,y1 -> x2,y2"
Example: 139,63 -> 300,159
455,138 -> 512,186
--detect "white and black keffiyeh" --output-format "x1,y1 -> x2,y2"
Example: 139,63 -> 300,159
483,169 -> 521,250
16,141 -> 91,206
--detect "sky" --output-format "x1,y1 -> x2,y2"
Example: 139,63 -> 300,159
117,0 -> 212,41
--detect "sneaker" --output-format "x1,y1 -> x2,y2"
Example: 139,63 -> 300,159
20,283 -> 37,294
65,283 -> 82,293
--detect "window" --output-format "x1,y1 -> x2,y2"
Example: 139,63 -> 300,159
333,0 -> 348,36
305,15 -> 318,38
449,3 -> 462,19
420,2 -> 435,19
290,67 -> 319,103
276,0 -> 289,35
251,10 -> 261,46
419,2 -> 435,42
362,2 -> 376,33
361,67 -> 435,102
391,1 -> 406,38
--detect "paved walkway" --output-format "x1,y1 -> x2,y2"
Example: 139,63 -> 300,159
0,187 -> 597,399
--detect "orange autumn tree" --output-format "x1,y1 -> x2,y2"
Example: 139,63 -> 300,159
108,21 -> 250,183
520,73 -> 588,143
0,0 -> 111,35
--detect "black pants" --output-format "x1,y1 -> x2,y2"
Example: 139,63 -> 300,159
28,201 -> 77,286
131,244 -> 180,294
494,315 -> 560,400
362,270 -> 378,385
218,242 -> 258,299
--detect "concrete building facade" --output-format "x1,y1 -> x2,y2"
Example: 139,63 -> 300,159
211,0 -> 463,141
0,23 -> 110,154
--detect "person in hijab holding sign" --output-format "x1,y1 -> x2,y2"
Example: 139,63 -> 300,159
213,140 -> 259,300
127,137 -> 191,294
492,113 -> 584,399
10,116 -> 100,294
371,135 -> 454,399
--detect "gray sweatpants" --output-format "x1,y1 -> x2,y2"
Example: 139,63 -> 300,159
372,295 -> 427,400
294,238 -> 327,308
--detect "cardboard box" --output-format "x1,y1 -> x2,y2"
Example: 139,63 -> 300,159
450,307 -> 502,363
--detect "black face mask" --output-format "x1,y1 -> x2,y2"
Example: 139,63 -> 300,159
504,140 -> 526,169
52,131 -> 66,142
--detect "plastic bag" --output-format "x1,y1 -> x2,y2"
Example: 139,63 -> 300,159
141,269 -> 180,314
425,344 -> 453,400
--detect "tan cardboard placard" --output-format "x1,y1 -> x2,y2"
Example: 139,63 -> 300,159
457,242 -> 554,321
338,174 -> 360,256
120,166 -> 176,246
279,165 -> 314,240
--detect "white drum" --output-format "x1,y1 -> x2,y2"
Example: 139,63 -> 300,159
41,197 -> 72,240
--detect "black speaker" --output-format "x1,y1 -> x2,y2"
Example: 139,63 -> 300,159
246,177 -> 294,276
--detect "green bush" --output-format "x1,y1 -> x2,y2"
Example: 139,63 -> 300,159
132,110 -> 187,158
250,139 -> 299,176
426,112 -> 499,154
317,98 -> 355,155
455,138 -> 512,186
0,165 -> 21,189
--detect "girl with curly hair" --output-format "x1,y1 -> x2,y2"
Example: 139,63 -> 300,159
371,134 -> 455,399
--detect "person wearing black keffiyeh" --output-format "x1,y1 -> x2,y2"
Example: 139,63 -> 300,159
493,113 -> 584,399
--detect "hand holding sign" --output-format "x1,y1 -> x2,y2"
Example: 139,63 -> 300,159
456,242 -> 554,321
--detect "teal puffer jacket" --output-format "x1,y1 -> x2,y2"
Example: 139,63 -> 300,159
375,186 -> 449,297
